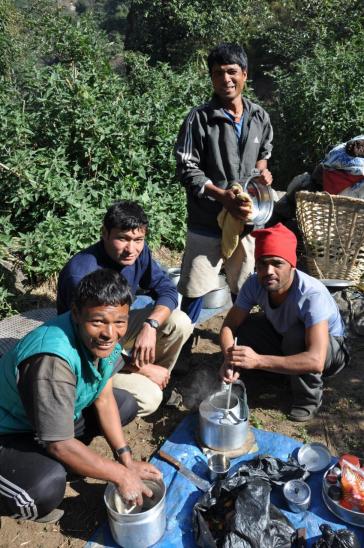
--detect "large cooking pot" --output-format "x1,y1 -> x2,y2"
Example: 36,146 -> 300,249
199,381 -> 249,451
104,478 -> 166,547
202,274 -> 230,309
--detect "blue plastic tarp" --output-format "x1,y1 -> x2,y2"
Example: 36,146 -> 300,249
85,413 -> 364,547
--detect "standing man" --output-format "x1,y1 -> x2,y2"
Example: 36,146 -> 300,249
175,42 -> 273,323
0,269 -> 161,523
57,200 -> 193,416
220,224 -> 349,422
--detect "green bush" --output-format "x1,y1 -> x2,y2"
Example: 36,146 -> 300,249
0,7 -> 211,280
271,30 -> 364,181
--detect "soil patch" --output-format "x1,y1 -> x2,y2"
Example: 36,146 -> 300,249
1,286 -> 363,547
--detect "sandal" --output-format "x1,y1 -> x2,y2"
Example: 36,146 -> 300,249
289,402 -> 321,422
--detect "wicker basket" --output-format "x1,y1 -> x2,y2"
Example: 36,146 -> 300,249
296,191 -> 364,283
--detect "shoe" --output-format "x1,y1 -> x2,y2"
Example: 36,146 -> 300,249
35,508 -> 64,523
289,402 -> 321,422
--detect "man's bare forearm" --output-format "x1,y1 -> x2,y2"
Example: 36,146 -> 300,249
47,438 -> 124,483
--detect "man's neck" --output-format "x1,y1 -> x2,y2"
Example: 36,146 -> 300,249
221,96 -> 243,115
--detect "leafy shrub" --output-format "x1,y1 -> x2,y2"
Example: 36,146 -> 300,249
0,7 -> 211,280
271,30 -> 364,181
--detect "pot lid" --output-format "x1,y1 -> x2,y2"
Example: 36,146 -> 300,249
298,442 -> 331,472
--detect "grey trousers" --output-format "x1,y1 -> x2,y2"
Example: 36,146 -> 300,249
236,314 -> 349,408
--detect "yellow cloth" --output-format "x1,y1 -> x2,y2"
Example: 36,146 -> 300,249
217,183 -> 253,260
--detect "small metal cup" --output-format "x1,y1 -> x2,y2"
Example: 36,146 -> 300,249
283,479 -> 311,513
207,453 -> 230,482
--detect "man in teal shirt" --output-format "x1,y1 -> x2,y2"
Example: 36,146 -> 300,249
0,269 -> 161,522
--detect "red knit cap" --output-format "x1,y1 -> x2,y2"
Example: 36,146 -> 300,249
252,223 -> 297,267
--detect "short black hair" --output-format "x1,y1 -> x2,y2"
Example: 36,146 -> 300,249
103,200 -> 149,233
73,269 -> 132,310
207,43 -> 248,75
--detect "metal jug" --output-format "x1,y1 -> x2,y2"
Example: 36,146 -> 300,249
199,381 -> 249,451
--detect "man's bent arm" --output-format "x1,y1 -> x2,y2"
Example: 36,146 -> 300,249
93,379 -> 129,459
226,321 -> 329,375
220,306 -> 250,355
175,109 -> 211,194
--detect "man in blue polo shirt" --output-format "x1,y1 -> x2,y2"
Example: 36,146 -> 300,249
57,200 -> 193,416
220,223 -> 349,422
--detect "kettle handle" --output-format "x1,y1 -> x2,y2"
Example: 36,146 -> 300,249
234,380 -> 249,419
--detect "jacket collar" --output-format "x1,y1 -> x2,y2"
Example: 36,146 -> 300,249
207,95 -> 256,123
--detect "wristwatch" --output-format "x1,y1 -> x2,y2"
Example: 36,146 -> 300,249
114,445 -> 132,460
144,318 -> 160,330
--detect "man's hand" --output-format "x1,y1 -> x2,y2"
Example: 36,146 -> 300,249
126,460 -> 162,481
221,187 -> 252,221
257,167 -> 273,186
115,465 -> 153,506
219,363 -> 240,383
224,343 -> 260,370
116,459 -> 162,506
131,323 -> 157,368
138,363 -> 170,389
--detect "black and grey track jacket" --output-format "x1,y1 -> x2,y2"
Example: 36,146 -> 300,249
175,95 -> 273,233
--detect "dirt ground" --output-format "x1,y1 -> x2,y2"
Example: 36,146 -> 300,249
0,284 -> 363,547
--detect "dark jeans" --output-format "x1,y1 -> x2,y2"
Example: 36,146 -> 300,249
0,388 -> 137,520
237,314 -> 349,408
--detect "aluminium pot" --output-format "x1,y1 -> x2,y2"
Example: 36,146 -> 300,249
202,274 -> 230,309
167,267 -> 181,287
104,478 -> 166,547
199,381 -> 249,451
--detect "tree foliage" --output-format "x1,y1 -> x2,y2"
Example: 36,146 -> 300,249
0,3 -> 211,281
125,0 -> 268,66
0,0 -> 363,295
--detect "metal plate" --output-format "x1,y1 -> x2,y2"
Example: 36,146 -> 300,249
320,279 -> 356,289
243,178 -> 274,226
298,443 -> 332,472
322,466 -> 364,527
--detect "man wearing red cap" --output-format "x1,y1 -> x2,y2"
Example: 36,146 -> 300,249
220,223 -> 349,421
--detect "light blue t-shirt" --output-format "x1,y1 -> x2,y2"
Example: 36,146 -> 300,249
235,269 -> 344,336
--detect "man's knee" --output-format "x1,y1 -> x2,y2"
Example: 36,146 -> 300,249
34,462 -> 67,518
112,388 -> 138,425
137,384 -> 163,417
162,309 -> 193,337
2,461 -> 67,520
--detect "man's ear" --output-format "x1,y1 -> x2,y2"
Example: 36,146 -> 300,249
71,303 -> 80,324
101,225 -> 110,240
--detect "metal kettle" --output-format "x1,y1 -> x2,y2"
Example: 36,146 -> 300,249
199,381 -> 249,452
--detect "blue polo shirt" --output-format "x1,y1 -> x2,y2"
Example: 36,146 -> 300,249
57,241 -> 178,314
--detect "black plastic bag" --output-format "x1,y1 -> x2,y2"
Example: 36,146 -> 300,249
193,476 -> 294,547
193,455 -> 309,548
236,455 -> 309,486
312,524 -> 360,548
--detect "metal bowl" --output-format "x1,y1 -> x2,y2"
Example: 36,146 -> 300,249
322,465 -> 364,528
202,275 -> 230,309
242,177 -> 274,227
320,279 -> 355,289
167,267 -> 181,287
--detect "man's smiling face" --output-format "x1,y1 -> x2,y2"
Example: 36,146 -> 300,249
72,302 -> 129,359
211,63 -> 247,104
